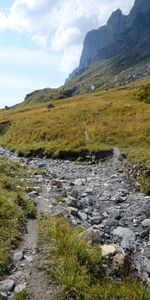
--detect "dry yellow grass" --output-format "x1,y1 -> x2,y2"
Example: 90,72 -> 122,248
0,82 -> 150,165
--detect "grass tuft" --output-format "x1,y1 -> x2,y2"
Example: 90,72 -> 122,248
0,158 -> 36,278
38,216 -> 150,300
14,289 -> 28,300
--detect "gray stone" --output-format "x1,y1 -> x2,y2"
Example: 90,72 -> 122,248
113,227 -> 135,250
79,227 -> 102,243
70,190 -> 79,199
90,216 -> 102,225
74,179 -> 84,186
70,207 -> 78,217
10,271 -> 23,282
143,258 -> 150,274
0,280 -> 15,293
24,254 -> 33,263
87,196 -> 97,206
85,188 -> 93,194
142,219 -> 150,227
13,251 -> 23,262
113,252 -> 130,276
78,212 -> 88,221
0,292 -> 7,300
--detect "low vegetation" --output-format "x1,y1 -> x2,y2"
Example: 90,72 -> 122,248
14,289 -> 28,300
38,216 -> 149,300
137,82 -> 150,104
0,158 -> 36,278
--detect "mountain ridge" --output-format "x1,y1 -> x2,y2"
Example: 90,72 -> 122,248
67,0 -> 150,82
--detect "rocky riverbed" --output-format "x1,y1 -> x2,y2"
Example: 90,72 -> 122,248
0,147 -> 150,299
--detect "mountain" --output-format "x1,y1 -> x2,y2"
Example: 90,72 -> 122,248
22,0 -> 150,106
67,0 -> 150,81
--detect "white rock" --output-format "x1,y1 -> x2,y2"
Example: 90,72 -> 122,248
14,283 -> 27,294
101,245 -> 116,257
142,219 -> 150,227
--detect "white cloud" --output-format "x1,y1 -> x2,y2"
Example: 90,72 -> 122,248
0,0 -> 135,73
0,46 -> 65,108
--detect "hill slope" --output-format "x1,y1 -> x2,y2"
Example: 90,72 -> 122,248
0,80 -> 150,192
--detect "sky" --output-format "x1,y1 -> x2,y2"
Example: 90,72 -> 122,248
0,0 -> 135,108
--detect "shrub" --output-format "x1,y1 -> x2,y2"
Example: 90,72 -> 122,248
137,83 -> 150,103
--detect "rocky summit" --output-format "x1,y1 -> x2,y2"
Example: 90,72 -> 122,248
67,0 -> 150,81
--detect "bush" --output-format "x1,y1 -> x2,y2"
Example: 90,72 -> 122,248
137,83 -> 150,104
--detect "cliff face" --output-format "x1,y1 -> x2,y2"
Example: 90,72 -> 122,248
67,0 -> 150,81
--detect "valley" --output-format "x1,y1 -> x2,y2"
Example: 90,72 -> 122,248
0,0 -> 150,299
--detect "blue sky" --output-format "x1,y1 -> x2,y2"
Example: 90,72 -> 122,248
0,0 -> 134,108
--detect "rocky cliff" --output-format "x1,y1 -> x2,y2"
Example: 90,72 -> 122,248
67,0 -> 150,81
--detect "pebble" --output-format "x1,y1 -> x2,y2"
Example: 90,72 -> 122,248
142,219 -> 150,227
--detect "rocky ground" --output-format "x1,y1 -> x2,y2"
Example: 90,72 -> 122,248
0,147 -> 150,299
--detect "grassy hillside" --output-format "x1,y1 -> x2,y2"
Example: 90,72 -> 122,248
0,80 -> 150,162
14,55 -> 150,106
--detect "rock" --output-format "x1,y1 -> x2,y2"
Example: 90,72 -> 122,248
47,103 -> 55,109
143,258 -> 150,274
13,251 -> 23,262
113,227 -> 135,250
111,194 -> 126,203
78,212 -> 88,221
142,219 -> 150,227
79,227 -> 102,244
74,179 -> 84,186
10,271 -> 24,282
90,216 -> 102,225
24,254 -> 33,263
14,283 -> 27,294
101,245 -> 116,257
0,292 -> 7,300
51,180 -> 63,189
0,280 -> 15,293
70,207 -> 78,217
87,196 -> 97,206
70,190 -> 79,199
113,252 -> 130,276
85,188 -> 93,194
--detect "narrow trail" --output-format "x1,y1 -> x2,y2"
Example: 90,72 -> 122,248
0,147 -> 150,299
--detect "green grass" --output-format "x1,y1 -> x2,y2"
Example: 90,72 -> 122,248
16,193 -> 36,218
0,158 -> 36,278
14,289 -> 28,300
38,216 -> 150,300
